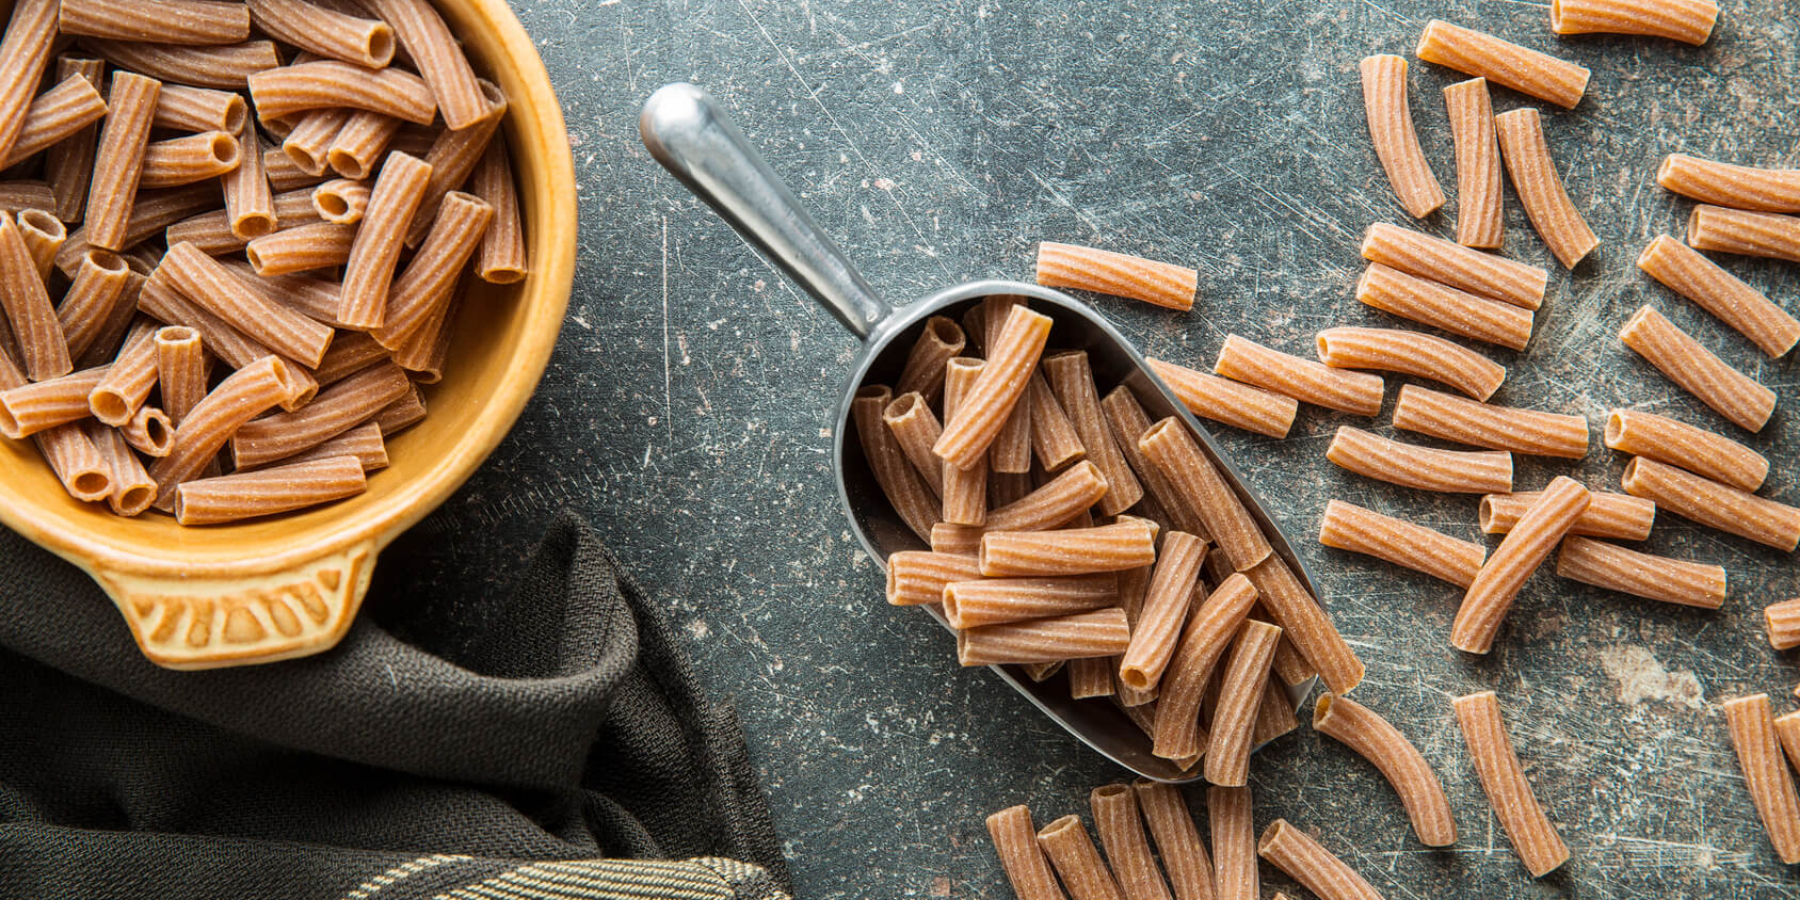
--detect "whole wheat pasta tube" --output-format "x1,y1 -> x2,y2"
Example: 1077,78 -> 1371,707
0,366 -> 107,438
882,391 -> 945,498
1355,264 -> 1533,351
363,0 -> 486,130
1658,154 -> 1800,214
1139,418 -> 1270,571
1687,205 -> 1800,264
1443,78 -> 1503,249
957,608 -> 1130,666
229,361 -> 410,468
0,74 -> 109,168
337,151 -> 431,328
934,305 -> 1052,471
1210,786 -> 1256,900
154,326 -> 205,425
135,275 -> 321,412
35,422 -> 112,502
1046,351 -> 1143,515
0,0 -> 58,168
1326,426 -> 1512,494
248,61 -> 436,126
1778,713 -> 1800,790
1314,695 -> 1456,846
222,129 -> 276,241
1495,109 -> 1598,269
265,143 -> 329,191
157,242 -> 334,367
1036,242 -> 1196,311
1552,0 -> 1718,43
1767,599 -> 1800,651
1090,785 -> 1172,900
1452,476 -> 1589,654
1637,235 -> 1800,358
986,806 -> 1068,900
852,385 -> 938,542
1215,335 -> 1383,416
1619,305 -> 1775,432
1724,694 -> 1800,864
325,112 -> 399,181
84,71 -> 162,253
885,550 -> 984,605
1101,386 -> 1207,539
247,0 -> 396,68
85,421 -> 156,516
979,521 -> 1157,577
1152,573 -> 1258,760
175,454 -> 367,525
282,108 -> 350,177
1315,327 -> 1505,402
1036,815 -> 1125,900
244,220 -> 357,275
1453,691 -> 1568,876
0,210 -> 70,380
1118,531 -> 1206,691
1130,782 -> 1212,900
1624,457 -> 1800,550
55,250 -> 131,361
312,178 -> 370,225
152,85 -> 247,134
940,357 -> 990,526
119,404 -> 172,457
76,271 -> 146,370
1318,500 -> 1485,588
1359,55 -> 1444,219
147,355 -> 297,500
87,322 -> 159,425
404,83 -> 507,248
0,181 -> 56,214
971,301 -> 1033,473
1555,536 -> 1725,608
273,419 -> 387,471
1027,371 -> 1086,470
1605,408 -> 1767,492
1203,620 -> 1281,786
59,0 -> 251,45
79,38 -> 279,90
1416,20 -> 1589,109
1145,357 -> 1296,440
1359,223 -> 1547,310
1255,821 -> 1383,900
1245,553 -> 1363,695
138,131 -> 241,190
943,574 -> 1117,628
1481,489 -> 1653,541
168,188 -> 317,254
936,460 -> 1111,549
373,383 -> 425,435
466,140 -> 528,283
1392,385 -> 1588,459
893,315 -> 964,405
46,56 -> 105,223
16,210 -> 65,279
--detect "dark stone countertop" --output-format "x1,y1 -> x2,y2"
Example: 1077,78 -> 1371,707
393,1 -> 1800,896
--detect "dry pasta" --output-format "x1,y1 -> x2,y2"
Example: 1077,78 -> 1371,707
1443,78 -> 1503,249
136,275 -> 320,411
0,367 -> 107,438
1416,20 -> 1589,109
1480,489 -> 1653,541
1089,785 -> 1172,900
147,356 -> 298,502
1554,536 -> 1725,608
229,362 -> 411,468
1495,108 -> 1598,269
1359,55 -> 1444,219
1686,205 -> 1800,264
35,422 -> 112,501
0,180 -> 57,213
882,391 -> 945,498
1131,781 -> 1213,900
943,575 -> 1117,628
168,188 -> 316,254
155,242 -> 334,367
1452,476 -> 1589,654
175,455 -> 367,525
979,521 -> 1157,577
1210,786 -> 1257,900
1359,222 -> 1547,310
1313,694 -> 1456,846
55,184 -> 224,274
469,141 -> 528,283
79,38 -> 280,89
1622,457 -> 1800,551
1552,0 -> 1718,43
1100,385 -> 1208,539
985,806 -> 1067,900
313,179 -> 370,225
1145,356 -> 1296,439
1318,499 -> 1485,588
0,210 -> 71,381
404,81 -> 507,248
1658,153 -> 1800,213
88,322 -> 162,425
884,550 -> 983,606
84,71 -> 161,252
43,57 -> 106,222
119,404 -> 172,458
365,0 -> 488,130
0,73 -> 109,168
1243,554 -> 1363,696
1204,619 -> 1281,787
957,608 -> 1131,666
1724,694 -> 1800,864
1028,371 -> 1087,470
55,250 -> 132,361
1619,305 -> 1775,432
1315,326 -> 1505,402
1636,234 -> 1800,358
248,61 -> 436,125
1215,335 -> 1383,416
934,305 -> 1053,471
373,383 -> 426,434
1326,426 -> 1512,494
1255,821 -> 1383,900
1138,418 -> 1271,570
221,127 -> 277,238
246,0 -> 395,68
245,220 -> 358,275
941,357 -> 990,526
282,108 -> 350,176
1036,815 -> 1125,900
273,420 -> 388,472
931,460 -> 1111,553
16,210 -> 65,279
0,0 -> 58,168
86,421 -> 156,516
1118,531 -> 1206,691
58,0 -> 251,45
1036,241 -> 1196,311
852,385 -> 939,542
154,326 -> 206,425
894,315 -> 964,413
153,84 -> 247,133
1604,408 -> 1767,492
1045,350 -> 1143,516
1765,599 -> 1800,651
1391,385 -> 1588,459
1454,691 -> 1569,876
327,111 -> 400,180
265,142 -> 329,190
1355,264 -> 1533,350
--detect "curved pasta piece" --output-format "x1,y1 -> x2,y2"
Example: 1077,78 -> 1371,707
1318,499 -> 1484,588
1358,55 -> 1444,219
1215,335 -> 1383,416
1256,821 -> 1384,900
1495,108 -> 1597,269
1605,408 -> 1767,492
1131,781 -> 1213,900
1146,357 -> 1297,438
247,60 -> 436,125
1454,691 -> 1569,876
1687,205 -> 1800,264
1204,620 -> 1282,787
1314,695 -> 1456,846
985,806 -> 1067,900
1355,264 -> 1533,350
1622,457 -> 1800,551
1417,20 -> 1588,108
246,0 -> 396,69
1037,815 -> 1126,900
1119,531 -> 1206,691
934,305 -> 1052,470
1724,694 -> 1800,864
1452,476 -> 1589,654
1637,234 -> 1800,358
1243,554 -> 1363,697
1035,241 -> 1197,311
0,0 -> 58,169
1554,536 -> 1725,608
1139,417 -> 1271,571
1316,327 -> 1504,401
1658,153 -> 1800,213
1480,489 -> 1654,541
1443,78 -> 1503,248
1326,426 -> 1513,494
1090,785 -> 1173,900
1551,0 -> 1718,43
1392,384 -> 1588,459
1152,573 -> 1258,760
79,38 -> 280,90
58,0 -> 250,45
1619,305 -> 1775,433
1766,599 -> 1800,651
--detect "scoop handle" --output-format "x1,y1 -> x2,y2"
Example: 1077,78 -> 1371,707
640,83 -> 889,340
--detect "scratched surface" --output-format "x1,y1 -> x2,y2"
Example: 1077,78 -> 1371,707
387,0 -> 1799,896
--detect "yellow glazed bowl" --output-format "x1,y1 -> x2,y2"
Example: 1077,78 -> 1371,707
0,0 -> 576,670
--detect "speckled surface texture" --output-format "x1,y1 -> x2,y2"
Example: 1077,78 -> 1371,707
384,1 -> 1798,896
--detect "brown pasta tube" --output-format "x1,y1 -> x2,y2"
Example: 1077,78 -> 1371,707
1251,679 -> 1299,747
1779,713 -> 1800,796
139,131 -> 242,189
1036,815 -> 1125,900
1359,222 -> 1547,310
1268,630 -> 1317,688
893,315 -> 964,405
1619,305 -> 1775,433
59,0 -> 251,45
980,521 -> 1157,578
80,38 -> 281,90
264,142 -> 329,191
373,382 -> 425,435
312,178 -> 370,225
986,806 -> 1068,900
1045,351 -> 1143,515
16,209 -> 66,279
0,366 -> 107,438
1203,620 -> 1281,786
1454,691 -> 1568,876
1392,385 -> 1588,459
1118,531 -> 1205,691
1554,536 -> 1725,609
1243,554 -> 1363,696
1723,694 -> 1800,865
364,0 -> 488,130
229,361 -> 410,468
1028,371 -> 1086,471
1658,153 -> 1800,213
1315,326 -> 1504,402
1623,457 -> 1800,551
119,404 -> 173,458
0,0 -> 58,168
1604,408 -> 1767,492
1637,234 -> 1800,358
0,210 -> 71,380
942,574 -> 1117,628
1110,562 -> 1156,707
244,220 -> 357,275
0,73 -> 109,168
885,551 -> 984,605
1090,785 -> 1172,900
852,385 -> 939,542
957,608 -> 1131,667
1145,357 -> 1295,439
35,422 -> 113,502
84,421 -> 156,516
87,321 -> 160,424
957,459 -> 1110,540
1326,426 -> 1512,494
1480,489 -> 1653,541
337,151 -> 431,328
1255,821 -> 1384,900
0,181 -> 57,214
153,85 -> 247,134
1318,499 -> 1485,588
979,300 -> 1032,473
1494,109 -> 1598,269
45,56 -> 105,223
168,188 -> 318,255
403,80 -> 507,247
156,242 -> 334,367
1359,55 -> 1444,219
75,270 -> 146,371
1766,599 -> 1800,651
249,61 -> 437,126
282,108 -> 350,177
272,419 -> 388,472
1686,204 -> 1800,264
146,355 -> 298,501
135,272 -> 320,411
882,391 -> 945,498
55,250 -> 132,361
85,71 -> 161,252
1215,335 -> 1383,416
1100,385 -> 1207,539
1452,476 -> 1589,654
221,128 -> 277,241
941,357 -> 990,526
153,325 -> 205,425
1552,0 -> 1718,43
1443,78 -> 1503,249
1139,418 -> 1270,571
1130,782 -> 1212,900
327,111 -> 400,180
247,0 -> 396,68
1313,695 -> 1456,846
1355,264 -> 1533,351
225,262 -> 345,330
1416,20 -> 1589,109
1152,573 -> 1258,760
1209,785 -> 1257,900
1036,241 -> 1197,312
175,454 -> 367,525
934,305 -> 1052,471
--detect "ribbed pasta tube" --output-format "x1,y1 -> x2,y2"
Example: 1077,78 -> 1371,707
1658,153 -> 1800,213
1416,20 -> 1589,109
1495,108 -> 1598,269
264,142 -> 328,191
138,131 -> 242,189
15,209 -> 64,279
1452,476 -> 1589,654
0,0 -> 58,169
88,322 -> 161,424
0,181 -> 56,214
1036,241 -> 1197,311
957,608 -> 1131,666
980,521 -> 1157,577
373,383 -> 425,435
154,326 -> 206,425
1443,78 -> 1503,249
1454,691 -> 1569,876
934,306 -> 1052,471
35,422 -> 112,501
1686,205 -> 1800,264
1554,536 -> 1725,608
1637,234 -> 1800,357
1360,223 -> 1547,310
1766,599 -> 1800,651
987,460 -> 1110,533
167,187 -> 317,254
45,56 -> 105,223
1256,821 -> 1383,900
1215,335 -> 1383,416
1100,385 -> 1208,539
282,108 -> 349,176
376,192 -> 492,358
229,362 -> 411,468
1090,785 -> 1173,900
155,242 -> 334,367
327,111 -> 400,180
1046,351 -> 1143,515
1146,357 -> 1296,439
1244,555 -> 1363,696
1326,426 -> 1512,494
942,574 -> 1117,628
175,454 -> 367,525
1131,781 -> 1213,900
1392,385 -> 1588,458
1139,417 -> 1271,570
364,0 -> 488,130
1359,55 -> 1443,219
337,150 -> 431,328
1209,786 -> 1257,900
1316,327 -> 1504,402
1204,619 -> 1281,787
1318,499 -> 1485,588
1605,408 -> 1767,492
1119,531 -> 1206,691
0,73 -> 109,168
1623,457 -> 1800,551
1151,573 -> 1256,759
84,71 -> 161,252
312,178 -> 370,225
1724,694 -> 1800,864
1551,0 -> 1718,43
1356,264 -> 1533,350
404,81 -> 507,248
153,85 -> 247,133
0,366 -> 107,438
119,404 -> 172,458
55,250 -> 131,362
941,358 -> 990,525
1028,371 -> 1086,470
86,421 -> 156,516
147,356 -> 298,502
0,210 -> 70,381
1314,695 -> 1456,846
247,61 -> 436,125
1619,305 -> 1775,432
59,0 -> 251,45
247,0 -> 396,68
135,276 -> 318,411
271,421 -> 387,472
472,141 -> 527,284
884,550 -> 983,606
985,806 -> 1067,900
852,385 -> 938,542
245,220 -> 357,275
882,391 -> 945,498
79,38 -> 280,90
1480,489 -> 1654,541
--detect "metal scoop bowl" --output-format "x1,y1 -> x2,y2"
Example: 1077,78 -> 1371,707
641,83 -> 1316,782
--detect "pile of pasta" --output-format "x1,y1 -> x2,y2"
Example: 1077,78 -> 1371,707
0,0 -> 526,524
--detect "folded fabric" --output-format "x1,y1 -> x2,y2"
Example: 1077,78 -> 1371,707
0,511 -> 789,900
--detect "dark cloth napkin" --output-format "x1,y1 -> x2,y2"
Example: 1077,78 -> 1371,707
0,511 -> 790,900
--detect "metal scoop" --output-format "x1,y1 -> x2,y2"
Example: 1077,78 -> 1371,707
641,83 -> 1316,782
